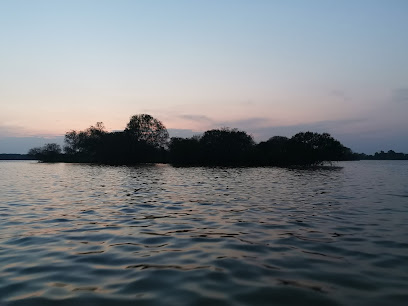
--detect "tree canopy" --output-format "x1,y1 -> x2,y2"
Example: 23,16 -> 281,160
125,114 -> 169,148
64,122 -> 106,156
200,128 -> 255,165
28,143 -> 62,162
28,114 -> 357,166
286,132 -> 352,165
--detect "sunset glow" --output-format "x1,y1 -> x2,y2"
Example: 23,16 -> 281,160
1,1 -> 407,153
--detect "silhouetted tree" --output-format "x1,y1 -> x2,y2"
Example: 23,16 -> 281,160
63,122 -> 107,162
199,128 -> 255,165
122,114 -> 169,163
27,147 -> 42,158
257,136 -> 290,165
125,114 -> 169,148
60,116 -> 169,164
28,143 -> 62,162
287,132 -> 350,165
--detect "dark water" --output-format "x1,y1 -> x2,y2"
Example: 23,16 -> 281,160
0,161 -> 407,306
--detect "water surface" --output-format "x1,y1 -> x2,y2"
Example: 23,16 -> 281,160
0,161 -> 407,305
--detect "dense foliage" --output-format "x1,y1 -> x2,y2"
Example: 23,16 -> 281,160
28,115 -> 168,164
125,114 -> 169,149
28,113 -> 381,166
28,143 -> 62,162
170,128 -> 255,165
170,130 -> 352,166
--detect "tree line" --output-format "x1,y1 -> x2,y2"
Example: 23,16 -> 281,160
0,154 -> 36,160
354,150 -> 408,160
28,114 -> 361,166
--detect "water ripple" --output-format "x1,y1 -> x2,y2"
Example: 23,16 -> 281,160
0,161 -> 408,305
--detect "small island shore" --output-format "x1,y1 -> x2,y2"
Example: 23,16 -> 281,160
25,114 -> 407,166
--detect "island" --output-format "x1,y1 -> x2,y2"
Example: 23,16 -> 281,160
25,114 -> 407,166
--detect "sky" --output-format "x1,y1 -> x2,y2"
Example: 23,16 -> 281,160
1,0 -> 407,154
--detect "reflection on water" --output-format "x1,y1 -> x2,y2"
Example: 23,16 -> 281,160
0,161 -> 407,305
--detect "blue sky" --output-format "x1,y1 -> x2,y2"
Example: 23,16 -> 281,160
1,0 -> 407,153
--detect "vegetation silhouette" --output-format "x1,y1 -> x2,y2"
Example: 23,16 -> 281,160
0,154 -> 36,160
354,150 -> 408,160
125,114 -> 169,149
170,128 -> 255,166
28,143 -> 62,162
170,130 -> 353,166
27,113 -> 406,165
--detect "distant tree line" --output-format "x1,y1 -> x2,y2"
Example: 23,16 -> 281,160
0,154 -> 36,160
353,150 -> 408,160
27,113 -> 404,166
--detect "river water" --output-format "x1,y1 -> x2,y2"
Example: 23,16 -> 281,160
0,161 -> 407,305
